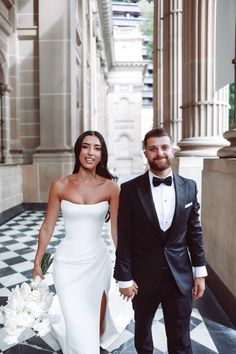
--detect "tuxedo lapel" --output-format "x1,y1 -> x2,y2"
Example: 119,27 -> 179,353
136,172 -> 160,231
165,174 -> 186,243
136,173 -> 187,238
174,174 -> 186,219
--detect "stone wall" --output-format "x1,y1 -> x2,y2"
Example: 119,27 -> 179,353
0,165 -> 22,215
202,158 -> 236,324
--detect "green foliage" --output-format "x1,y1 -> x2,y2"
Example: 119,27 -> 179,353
229,82 -> 235,127
41,253 -> 54,275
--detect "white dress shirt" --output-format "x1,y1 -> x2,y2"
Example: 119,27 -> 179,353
149,170 -> 175,232
118,170 -> 207,288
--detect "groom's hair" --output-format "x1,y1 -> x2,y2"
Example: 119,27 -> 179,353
143,127 -> 173,148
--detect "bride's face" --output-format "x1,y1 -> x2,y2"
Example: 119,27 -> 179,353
79,135 -> 102,170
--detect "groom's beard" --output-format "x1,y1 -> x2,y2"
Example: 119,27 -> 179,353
148,157 -> 172,172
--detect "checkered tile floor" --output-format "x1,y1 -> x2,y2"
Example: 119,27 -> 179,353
0,211 -> 236,353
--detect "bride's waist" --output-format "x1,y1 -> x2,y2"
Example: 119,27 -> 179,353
54,240 -> 108,262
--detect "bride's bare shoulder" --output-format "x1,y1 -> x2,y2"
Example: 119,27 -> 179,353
105,179 -> 120,194
51,175 -> 74,192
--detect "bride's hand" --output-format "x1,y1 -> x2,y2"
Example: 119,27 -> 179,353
119,286 -> 134,301
119,281 -> 138,301
32,264 -> 44,279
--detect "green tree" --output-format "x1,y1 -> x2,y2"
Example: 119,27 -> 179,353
229,82 -> 235,127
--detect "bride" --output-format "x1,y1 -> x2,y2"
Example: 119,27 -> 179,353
32,131 -> 136,354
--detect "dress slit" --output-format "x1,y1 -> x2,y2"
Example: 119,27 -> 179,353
100,290 -> 107,336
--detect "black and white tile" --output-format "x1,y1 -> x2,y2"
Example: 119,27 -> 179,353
0,211 -> 236,353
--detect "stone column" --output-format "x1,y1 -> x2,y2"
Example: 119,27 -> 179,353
81,0 -> 90,131
153,0 -> 163,127
1,84 -> 23,164
35,0 -> 76,152
178,0 -> 229,157
29,0 -> 76,202
218,25 -> 236,157
162,0 -> 183,144
95,40 -> 107,136
0,3 -> 24,164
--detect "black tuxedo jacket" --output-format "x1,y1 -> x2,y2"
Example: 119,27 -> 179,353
114,171 -> 207,295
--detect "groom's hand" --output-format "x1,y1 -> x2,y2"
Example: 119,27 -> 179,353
119,281 -> 138,301
192,277 -> 205,300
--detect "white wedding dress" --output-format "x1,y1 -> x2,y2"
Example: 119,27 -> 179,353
50,200 -> 132,354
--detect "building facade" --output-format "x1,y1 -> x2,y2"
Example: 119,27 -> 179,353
108,1 -> 146,174
108,25 -> 145,174
0,0 -> 114,217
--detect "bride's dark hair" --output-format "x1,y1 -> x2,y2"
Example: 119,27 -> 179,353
72,130 -> 113,180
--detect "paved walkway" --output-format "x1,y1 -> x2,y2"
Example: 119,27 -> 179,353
0,210 -> 235,353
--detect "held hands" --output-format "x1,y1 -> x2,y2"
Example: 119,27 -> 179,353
192,277 -> 205,300
119,281 -> 138,301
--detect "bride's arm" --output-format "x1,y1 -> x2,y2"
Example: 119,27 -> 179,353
109,181 -> 120,249
32,180 -> 62,279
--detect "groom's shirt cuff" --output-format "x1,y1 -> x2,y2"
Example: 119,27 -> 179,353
118,280 -> 133,288
194,266 -> 208,277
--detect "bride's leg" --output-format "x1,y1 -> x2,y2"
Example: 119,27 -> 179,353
100,291 -> 107,336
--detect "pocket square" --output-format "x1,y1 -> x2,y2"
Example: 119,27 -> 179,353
185,202 -> 193,208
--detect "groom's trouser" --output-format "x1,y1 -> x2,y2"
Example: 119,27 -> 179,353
132,269 -> 193,354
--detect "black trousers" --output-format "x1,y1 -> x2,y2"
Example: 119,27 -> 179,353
132,269 -> 193,354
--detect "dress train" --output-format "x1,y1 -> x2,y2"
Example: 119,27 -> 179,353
50,278 -> 133,353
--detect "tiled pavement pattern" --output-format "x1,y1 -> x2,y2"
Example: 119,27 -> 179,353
0,211 -> 236,353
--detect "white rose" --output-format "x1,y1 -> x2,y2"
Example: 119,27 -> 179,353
31,276 -> 41,289
25,301 -> 44,318
4,315 -> 18,331
20,282 -> 31,297
30,289 -> 42,302
33,318 -> 51,337
16,311 -> 35,328
0,306 -> 5,324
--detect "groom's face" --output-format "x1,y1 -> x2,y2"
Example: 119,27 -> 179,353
144,136 -> 174,173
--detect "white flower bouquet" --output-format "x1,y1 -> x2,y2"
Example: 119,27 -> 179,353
0,253 -> 55,345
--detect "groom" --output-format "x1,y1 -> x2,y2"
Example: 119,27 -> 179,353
114,127 -> 207,354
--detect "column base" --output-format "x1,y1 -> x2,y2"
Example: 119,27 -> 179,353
22,151 -> 74,203
177,137 -> 229,157
217,128 -> 236,158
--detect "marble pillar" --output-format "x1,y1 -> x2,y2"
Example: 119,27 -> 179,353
81,0 -> 90,131
35,0 -> 76,152
178,0 -> 229,157
31,0 -> 77,202
218,26 -> 236,157
153,0 -> 164,128
162,0 -> 183,144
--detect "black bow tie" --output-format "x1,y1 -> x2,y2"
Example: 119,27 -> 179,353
152,176 -> 172,187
